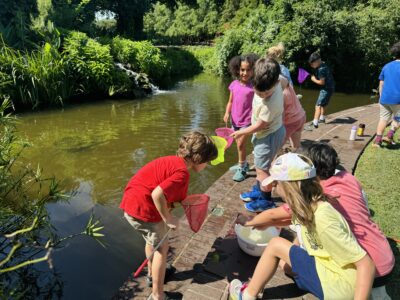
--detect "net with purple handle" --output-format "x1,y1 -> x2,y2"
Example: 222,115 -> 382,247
297,67 -> 310,84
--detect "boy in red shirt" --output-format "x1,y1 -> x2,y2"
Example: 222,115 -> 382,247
120,131 -> 217,300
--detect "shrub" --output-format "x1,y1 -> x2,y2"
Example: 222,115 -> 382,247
63,31 -> 113,94
184,46 -> 217,73
110,37 -> 168,83
0,42 -> 72,109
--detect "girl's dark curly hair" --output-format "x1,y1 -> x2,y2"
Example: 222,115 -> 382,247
390,41 -> 400,59
228,53 -> 259,79
306,142 -> 340,180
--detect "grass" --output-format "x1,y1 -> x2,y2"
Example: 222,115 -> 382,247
355,129 -> 400,296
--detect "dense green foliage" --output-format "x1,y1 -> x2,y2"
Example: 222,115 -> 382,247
1,0 -> 400,104
64,31 -> 113,94
145,0 -> 400,91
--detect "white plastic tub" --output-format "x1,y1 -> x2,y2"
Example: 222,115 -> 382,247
234,224 -> 280,257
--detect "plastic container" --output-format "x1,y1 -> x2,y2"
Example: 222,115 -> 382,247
234,224 -> 280,257
357,124 -> 365,136
349,125 -> 357,140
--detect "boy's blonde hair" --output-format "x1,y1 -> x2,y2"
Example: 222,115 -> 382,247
177,131 -> 218,164
279,177 -> 329,231
267,42 -> 285,62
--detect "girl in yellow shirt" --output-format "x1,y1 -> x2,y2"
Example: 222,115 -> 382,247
229,153 -> 375,300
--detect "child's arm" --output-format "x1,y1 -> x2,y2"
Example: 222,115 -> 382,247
231,119 -> 269,139
237,206 -> 292,229
223,92 -> 233,123
152,186 -> 179,229
378,80 -> 384,97
353,254 -> 375,300
311,75 -> 325,86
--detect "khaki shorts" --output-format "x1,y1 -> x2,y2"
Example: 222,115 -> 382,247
379,104 -> 400,121
124,213 -> 168,246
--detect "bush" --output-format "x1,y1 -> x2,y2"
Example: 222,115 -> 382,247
63,31 -> 113,94
184,46 -> 217,73
0,42 -> 72,109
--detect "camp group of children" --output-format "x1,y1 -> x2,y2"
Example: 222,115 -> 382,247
119,42 -> 399,300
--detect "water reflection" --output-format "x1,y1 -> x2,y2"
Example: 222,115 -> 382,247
16,73 -> 375,299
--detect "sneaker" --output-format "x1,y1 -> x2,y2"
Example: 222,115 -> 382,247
382,137 -> 396,145
372,142 -> 382,148
230,162 -> 249,172
318,119 -> 326,124
229,279 -> 248,300
304,123 -> 317,131
240,185 -> 261,202
244,198 -> 276,213
233,167 -> 247,182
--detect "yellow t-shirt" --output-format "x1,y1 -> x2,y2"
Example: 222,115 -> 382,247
300,202 -> 366,299
251,83 -> 284,139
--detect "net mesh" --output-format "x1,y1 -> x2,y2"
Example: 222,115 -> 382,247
215,127 -> 234,149
181,194 -> 210,233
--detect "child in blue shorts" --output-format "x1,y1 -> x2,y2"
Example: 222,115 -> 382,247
231,58 -> 285,212
307,52 -> 335,129
229,153 -> 375,300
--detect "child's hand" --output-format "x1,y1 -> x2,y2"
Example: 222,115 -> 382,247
231,130 -> 244,139
165,216 -> 179,230
311,75 -> 316,82
223,113 -> 230,124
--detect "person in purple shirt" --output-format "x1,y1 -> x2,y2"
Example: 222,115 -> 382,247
373,41 -> 400,147
223,54 -> 259,182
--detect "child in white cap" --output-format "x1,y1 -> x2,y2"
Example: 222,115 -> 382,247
229,152 -> 375,300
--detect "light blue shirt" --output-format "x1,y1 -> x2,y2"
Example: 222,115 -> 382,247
280,64 -> 293,86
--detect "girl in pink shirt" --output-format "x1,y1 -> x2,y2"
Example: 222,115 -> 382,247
280,76 -> 306,150
223,54 -> 259,182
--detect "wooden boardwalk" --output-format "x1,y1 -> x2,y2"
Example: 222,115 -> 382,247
114,103 -> 379,300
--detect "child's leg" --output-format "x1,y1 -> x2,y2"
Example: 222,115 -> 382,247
236,134 -> 248,166
289,130 -> 302,150
320,105 -> 327,118
375,104 -> 391,144
246,237 -> 293,297
145,243 -> 154,276
151,241 -> 169,299
313,106 -> 321,125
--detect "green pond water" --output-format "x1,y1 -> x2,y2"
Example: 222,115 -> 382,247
16,73 -> 376,299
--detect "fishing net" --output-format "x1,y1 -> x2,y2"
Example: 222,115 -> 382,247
297,67 -> 310,84
215,127 -> 234,149
210,136 -> 227,165
181,194 -> 210,233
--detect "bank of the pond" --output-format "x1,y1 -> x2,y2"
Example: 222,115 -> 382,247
116,103 -> 399,300
355,130 -> 400,296
15,73 -> 376,299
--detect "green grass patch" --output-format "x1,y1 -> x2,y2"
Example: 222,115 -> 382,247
355,130 -> 400,296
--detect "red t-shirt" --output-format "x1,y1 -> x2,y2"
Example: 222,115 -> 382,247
120,156 -> 190,222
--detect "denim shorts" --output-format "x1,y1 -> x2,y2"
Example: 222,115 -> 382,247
290,245 -> 324,299
316,89 -> 333,107
251,126 -> 285,171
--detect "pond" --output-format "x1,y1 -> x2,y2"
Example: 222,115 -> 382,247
16,73 -> 376,299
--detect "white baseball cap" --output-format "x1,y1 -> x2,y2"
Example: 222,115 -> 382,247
262,153 -> 316,186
